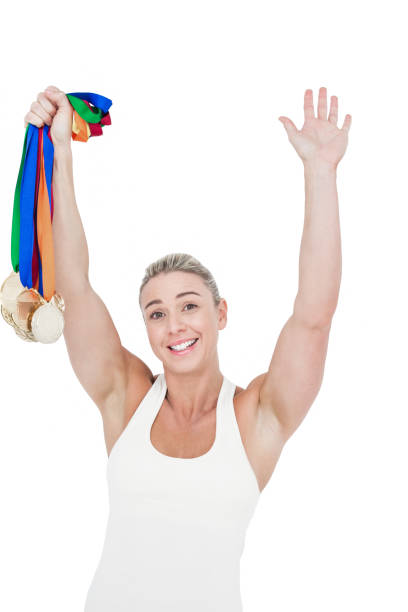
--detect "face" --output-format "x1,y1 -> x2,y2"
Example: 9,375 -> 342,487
140,271 -> 227,373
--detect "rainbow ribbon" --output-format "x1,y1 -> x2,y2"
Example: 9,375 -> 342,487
10,92 -> 112,301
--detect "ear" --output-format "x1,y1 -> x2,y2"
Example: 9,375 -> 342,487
217,298 -> 228,330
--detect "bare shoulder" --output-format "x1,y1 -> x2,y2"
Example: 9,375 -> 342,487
232,373 -> 267,411
232,373 -> 267,430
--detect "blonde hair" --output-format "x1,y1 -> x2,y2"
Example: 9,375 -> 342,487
139,253 -> 221,310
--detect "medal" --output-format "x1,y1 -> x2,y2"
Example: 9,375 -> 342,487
1,91 -> 112,344
0,271 -> 65,342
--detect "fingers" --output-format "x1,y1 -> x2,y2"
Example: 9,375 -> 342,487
24,110 -> 46,129
37,91 -> 57,118
317,87 -> 327,120
24,105 -> 52,129
32,100 -> 54,125
279,116 -> 298,139
23,86 -> 64,129
304,87 -> 350,132
45,85 -> 61,93
341,114 -> 352,133
304,89 -> 315,121
328,95 -> 338,125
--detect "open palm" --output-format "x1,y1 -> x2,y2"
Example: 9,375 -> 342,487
279,87 -> 352,168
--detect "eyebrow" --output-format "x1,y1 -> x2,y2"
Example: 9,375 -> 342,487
144,291 -> 202,311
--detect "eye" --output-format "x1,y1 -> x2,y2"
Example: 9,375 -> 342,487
149,303 -> 197,320
150,311 -> 163,320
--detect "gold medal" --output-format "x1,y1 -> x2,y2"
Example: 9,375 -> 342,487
0,271 -> 65,343
14,288 -> 44,332
0,271 -> 25,316
31,300 -> 65,343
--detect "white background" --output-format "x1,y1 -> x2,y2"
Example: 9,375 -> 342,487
0,1 -> 406,611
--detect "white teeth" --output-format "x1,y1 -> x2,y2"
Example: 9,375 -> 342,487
170,339 -> 197,351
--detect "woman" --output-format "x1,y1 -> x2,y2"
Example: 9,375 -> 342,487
24,85 -> 351,611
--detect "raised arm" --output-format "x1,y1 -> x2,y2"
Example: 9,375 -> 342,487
24,86 -> 152,413
251,87 -> 352,440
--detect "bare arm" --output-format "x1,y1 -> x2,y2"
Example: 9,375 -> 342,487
52,145 -> 90,290
25,87 -> 151,411
253,163 -> 339,439
252,88 -> 351,439
52,140 -> 133,409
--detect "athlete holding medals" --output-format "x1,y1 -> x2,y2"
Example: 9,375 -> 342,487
15,85 -> 351,611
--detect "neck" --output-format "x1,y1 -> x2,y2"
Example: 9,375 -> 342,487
163,365 -> 223,423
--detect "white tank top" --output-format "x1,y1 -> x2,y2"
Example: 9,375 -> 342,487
84,372 -> 261,611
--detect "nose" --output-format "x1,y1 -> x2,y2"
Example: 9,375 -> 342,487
166,311 -> 187,335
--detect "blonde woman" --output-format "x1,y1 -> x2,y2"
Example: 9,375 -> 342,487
24,85 -> 351,611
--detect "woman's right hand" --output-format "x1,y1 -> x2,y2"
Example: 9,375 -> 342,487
23,85 -> 73,148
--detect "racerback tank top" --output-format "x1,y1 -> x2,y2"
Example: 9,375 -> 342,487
84,372 -> 261,611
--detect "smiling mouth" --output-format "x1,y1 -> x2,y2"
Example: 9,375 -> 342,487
167,338 -> 199,353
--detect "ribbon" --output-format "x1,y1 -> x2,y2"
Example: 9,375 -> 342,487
10,92 -> 112,301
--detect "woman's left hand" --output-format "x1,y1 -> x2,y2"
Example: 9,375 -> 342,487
279,87 -> 352,169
